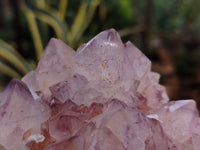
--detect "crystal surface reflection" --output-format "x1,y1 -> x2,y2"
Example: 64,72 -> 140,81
0,29 -> 199,150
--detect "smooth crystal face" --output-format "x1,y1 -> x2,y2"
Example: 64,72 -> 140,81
0,29 -> 199,150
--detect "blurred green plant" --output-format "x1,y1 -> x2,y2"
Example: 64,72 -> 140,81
0,39 -> 35,77
0,0 -> 101,81
24,0 -> 101,58
0,0 -> 136,77
0,0 -> 136,86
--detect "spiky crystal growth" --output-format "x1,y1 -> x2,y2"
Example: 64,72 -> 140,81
0,29 -> 199,150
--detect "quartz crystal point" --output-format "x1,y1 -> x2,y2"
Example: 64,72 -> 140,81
22,38 -> 75,100
0,79 -> 51,149
0,29 -> 200,149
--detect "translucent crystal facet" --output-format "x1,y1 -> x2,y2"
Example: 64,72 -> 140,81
0,29 -> 199,150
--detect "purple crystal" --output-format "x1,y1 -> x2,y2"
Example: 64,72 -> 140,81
0,79 -> 50,149
0,29 -> 199,150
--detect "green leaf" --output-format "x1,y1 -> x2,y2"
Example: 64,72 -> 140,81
69,0 -> 100,47
24,0 -> 68,42
59,0 -> 68,20
24,8 -> 43,61
0,61 -> 21,78
0,40 -> 30,75
35,0 -> 46,8
117,0 -> 134,21
69,2 -> 87,45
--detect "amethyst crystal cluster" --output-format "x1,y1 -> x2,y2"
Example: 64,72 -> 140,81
0,29 -> 200,150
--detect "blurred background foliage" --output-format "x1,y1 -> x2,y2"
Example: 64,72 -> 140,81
0,0 -> 199,107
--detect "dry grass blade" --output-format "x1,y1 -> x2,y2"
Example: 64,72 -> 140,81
0,40 -> 30,74
0,61 -> 21,78
59,0 -> 68,20
24,8 -> 43,61
24,0 -> 68,42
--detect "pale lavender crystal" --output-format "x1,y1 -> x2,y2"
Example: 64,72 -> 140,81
22,38 -> 75,100
90,100 -> 176,150
148,100 -> 200,149
23,29 -> 168,109
70,30 -> 169,108
0,29 -> 200,150
0,79 -> 50,149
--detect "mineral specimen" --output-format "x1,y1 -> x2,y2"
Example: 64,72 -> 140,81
0,29 -> 199,150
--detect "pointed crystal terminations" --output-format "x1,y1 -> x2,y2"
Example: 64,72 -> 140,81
0,79 -> 51,149
0,29 -> 199,149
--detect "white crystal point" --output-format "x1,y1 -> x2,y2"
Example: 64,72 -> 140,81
169,100 -> 194,112
146,114 -> 163,123
27,85 -> 40,100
